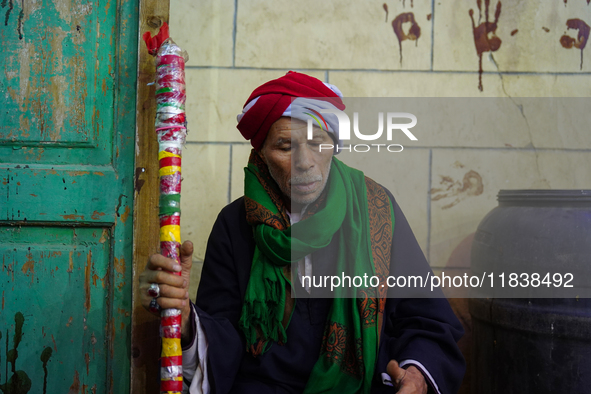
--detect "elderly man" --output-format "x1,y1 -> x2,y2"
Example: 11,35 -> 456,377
140,72 -> 465,394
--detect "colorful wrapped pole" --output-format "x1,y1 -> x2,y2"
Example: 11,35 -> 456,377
143,22 -> 188,394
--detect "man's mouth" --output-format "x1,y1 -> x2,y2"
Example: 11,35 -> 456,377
291,181 -> 319,194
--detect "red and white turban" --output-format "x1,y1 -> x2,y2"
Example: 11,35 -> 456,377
236,71 -> 346,151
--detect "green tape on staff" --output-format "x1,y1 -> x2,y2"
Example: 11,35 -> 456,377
159,194 -> 181,215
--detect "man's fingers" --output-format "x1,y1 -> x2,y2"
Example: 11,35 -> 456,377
141,248 -> 191,319
159,284 -> 189,300
180,241 -> 194,266
141,293 -> 189,317
143,269 -> 187,289
146,253 -> 182,273
387,360 -> 406,385
388,365 -> 428,394
156,296 -> 187,310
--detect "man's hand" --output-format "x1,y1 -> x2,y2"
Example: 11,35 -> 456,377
139,241 -> 194,340
387,360 -> 428,394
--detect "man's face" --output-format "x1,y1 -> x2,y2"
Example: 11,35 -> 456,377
259,117 -> 334,212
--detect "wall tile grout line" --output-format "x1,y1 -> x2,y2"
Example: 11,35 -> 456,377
185,141 -> 591,153
232,0 -> 238,68
400,146 -> 591,152
430,0 -> 435,71
228,144 -> 233,204
186,141 -> 250,145
184,65 -> 591,76
427,148 -> 432,265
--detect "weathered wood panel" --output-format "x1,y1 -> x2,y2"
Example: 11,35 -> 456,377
131,1 -> 170,393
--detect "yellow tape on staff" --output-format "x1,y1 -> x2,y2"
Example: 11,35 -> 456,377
161,338 -> 183,357
160,225 -> 181,243
159,166 -> 182,177
159,151 -> 182,160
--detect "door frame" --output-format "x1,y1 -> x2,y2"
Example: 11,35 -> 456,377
131,1 -> 171,393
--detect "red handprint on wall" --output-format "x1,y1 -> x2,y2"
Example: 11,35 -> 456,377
560,18 -> 590,69
469,0 -> 502,91
384,3 -> 421,65
391,13 -> 421,64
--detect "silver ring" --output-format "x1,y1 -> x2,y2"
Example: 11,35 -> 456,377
148,283 -> 160,298
149,297 -> 161,313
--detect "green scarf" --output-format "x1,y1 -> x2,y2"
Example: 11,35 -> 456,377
239,150 -> 394,393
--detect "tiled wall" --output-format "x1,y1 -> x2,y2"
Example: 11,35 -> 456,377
169,0 -> 591,291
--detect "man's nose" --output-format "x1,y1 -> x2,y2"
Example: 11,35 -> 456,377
293,144 -> 314,172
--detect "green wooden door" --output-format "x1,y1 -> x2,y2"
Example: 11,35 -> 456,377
0,0 -> 138,392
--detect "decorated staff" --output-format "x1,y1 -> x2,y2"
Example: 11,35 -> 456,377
143,22 -> 188,394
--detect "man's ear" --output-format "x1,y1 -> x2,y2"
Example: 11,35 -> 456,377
256,138 -> 268,162
256,149 -> 265,161
326,130 -> 338,146
257,132 -> 271,162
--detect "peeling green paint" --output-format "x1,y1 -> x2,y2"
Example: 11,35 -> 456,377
0,0 -> 138,392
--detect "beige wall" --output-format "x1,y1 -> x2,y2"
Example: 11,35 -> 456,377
169,0 -> 591,292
